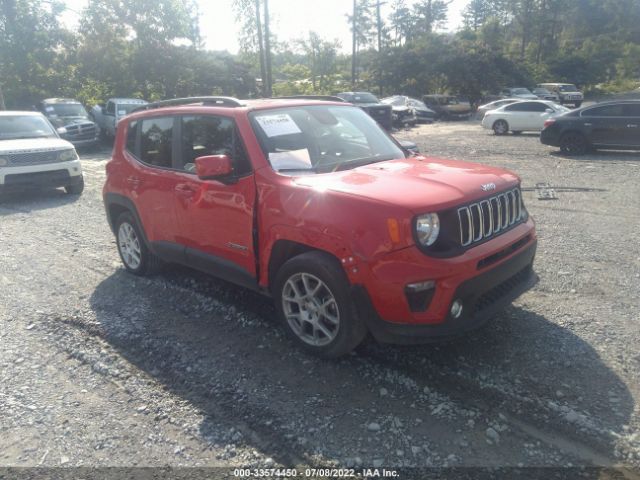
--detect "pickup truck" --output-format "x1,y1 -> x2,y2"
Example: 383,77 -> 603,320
38,98 -> 100,148
90,98 -> 147,139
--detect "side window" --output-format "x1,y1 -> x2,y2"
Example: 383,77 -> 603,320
530,103 -> 547,112
181,116 -> 251,176
623,104 -> 640,117
125,120 -> 138,155
583,105 -> 624,117
140,117 -> 173,168
106,101 -> 115,115
506,103 -> 529,112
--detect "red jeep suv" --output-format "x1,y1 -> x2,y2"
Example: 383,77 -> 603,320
103,96 -> 537,357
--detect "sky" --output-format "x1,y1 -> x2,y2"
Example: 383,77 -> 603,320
62,0 -> 469,53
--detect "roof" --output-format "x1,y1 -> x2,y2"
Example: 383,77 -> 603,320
109,98 -> 148,104
0,111 -> 44,116
41,98 -> 81,104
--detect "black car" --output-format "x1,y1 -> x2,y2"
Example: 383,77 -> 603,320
336,92 -> 393,131
382,96 -> 436,126
540,100 -> 640,155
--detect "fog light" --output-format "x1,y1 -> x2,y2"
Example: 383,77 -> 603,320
405,280 -> 436,313
450,299 -> 463,319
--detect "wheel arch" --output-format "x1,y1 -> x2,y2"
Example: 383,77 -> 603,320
104,193 -> 150,248
267,239 -> 345,292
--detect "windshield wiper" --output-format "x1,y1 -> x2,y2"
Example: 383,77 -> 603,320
276,167 -> 318,173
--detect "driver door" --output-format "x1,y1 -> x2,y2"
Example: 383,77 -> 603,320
172,115 -> 257,284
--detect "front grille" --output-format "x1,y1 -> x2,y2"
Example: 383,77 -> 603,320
64,123 -> 98,140
474,266 -> 532,312
457,188 -> 524,247
6,150 -> 63,166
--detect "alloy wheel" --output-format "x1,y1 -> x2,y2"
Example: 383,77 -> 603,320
118,222 -> 142,269
282,273 -> 340,347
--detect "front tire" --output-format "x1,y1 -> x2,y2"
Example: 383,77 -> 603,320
560,132 -> 588,156
65,177 -> 84,195
493,119 -> 509,135
273,251 -> 367,358
115,212 -> 163,275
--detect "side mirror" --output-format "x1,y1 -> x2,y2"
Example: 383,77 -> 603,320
398,139 -> 420,154
195,154 -> 233,180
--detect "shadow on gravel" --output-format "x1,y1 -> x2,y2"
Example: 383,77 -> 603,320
0,188 -> 80,215
88,268 -> 635,471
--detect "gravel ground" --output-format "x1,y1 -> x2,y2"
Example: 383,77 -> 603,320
1,123 -> 639,478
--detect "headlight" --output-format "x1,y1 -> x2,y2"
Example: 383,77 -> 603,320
415,213 -> 440,246
57,127 -> 67,135
58,149 -> 78,162
0,157 -> 8,167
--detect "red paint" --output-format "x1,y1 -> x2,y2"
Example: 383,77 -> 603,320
104,99 -> 537,327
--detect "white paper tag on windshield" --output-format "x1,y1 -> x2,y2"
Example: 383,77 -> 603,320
256,114 -> 301,137
269,149 -> 312,170
117,110 -> 127,115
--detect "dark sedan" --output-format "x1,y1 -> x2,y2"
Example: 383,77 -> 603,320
541,100 -> 640,155
336,92 -> 393,130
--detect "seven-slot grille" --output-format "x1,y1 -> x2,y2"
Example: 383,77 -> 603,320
6,150 -> 63,166
457,188 -> 524,247
64,122 -> 98,141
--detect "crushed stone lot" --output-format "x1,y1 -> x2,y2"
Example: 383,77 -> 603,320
0,122 -> 639,477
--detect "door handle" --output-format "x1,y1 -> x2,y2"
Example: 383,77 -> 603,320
627,124 -> 638,128
174,184 -> 196,197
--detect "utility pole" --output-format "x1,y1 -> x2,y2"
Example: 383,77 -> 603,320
0,84 -> 5,110
255,0 -> 267,97
376,0 -> 385,96
351,0 -> 357,89
264,0 -> 273,97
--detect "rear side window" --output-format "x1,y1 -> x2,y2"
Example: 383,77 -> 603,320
140,117 -> 173,168
181,115 -> 251,175
583,105 -> 625,117
125,120 -> 138,155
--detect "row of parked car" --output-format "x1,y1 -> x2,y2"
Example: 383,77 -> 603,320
34,97 -> 149,148
475,96 -> 640,155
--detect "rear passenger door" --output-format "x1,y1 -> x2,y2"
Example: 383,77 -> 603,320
622,103 -> 640,146
124,116 -> 184,253
172,115 -> 258,286
581,104 -> 627,146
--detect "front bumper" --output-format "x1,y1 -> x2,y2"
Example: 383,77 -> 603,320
350,221 -> 537,343
0,160 -> 83,191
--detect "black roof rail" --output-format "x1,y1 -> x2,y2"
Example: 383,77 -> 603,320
275,95 -> 346,102
132,96 -> 243,113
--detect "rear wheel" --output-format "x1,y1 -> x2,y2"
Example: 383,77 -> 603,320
560,132 -> 588,156
493,120 -> 509,135
115,212 -> 163,275
273,251 -> 367,358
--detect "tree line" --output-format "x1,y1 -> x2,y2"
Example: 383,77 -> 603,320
1,0 -> 638,110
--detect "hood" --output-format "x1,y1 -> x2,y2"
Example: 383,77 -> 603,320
47,115 -> 94,128
0,137 -> 74,154
292,157 -> 519,213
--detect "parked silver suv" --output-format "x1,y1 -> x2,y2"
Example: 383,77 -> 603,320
537,83 -> 583,108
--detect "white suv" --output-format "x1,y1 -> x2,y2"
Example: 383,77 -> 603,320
0,111 -> 84,194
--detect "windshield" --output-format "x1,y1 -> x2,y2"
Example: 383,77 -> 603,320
44,103 -> 89,118
513,88 -> 533,95
250,105 -> 404,174
407,98 -> 428,108
0,115 -> 57,140
533,88 -> 550,94
559,85 -> 578,92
